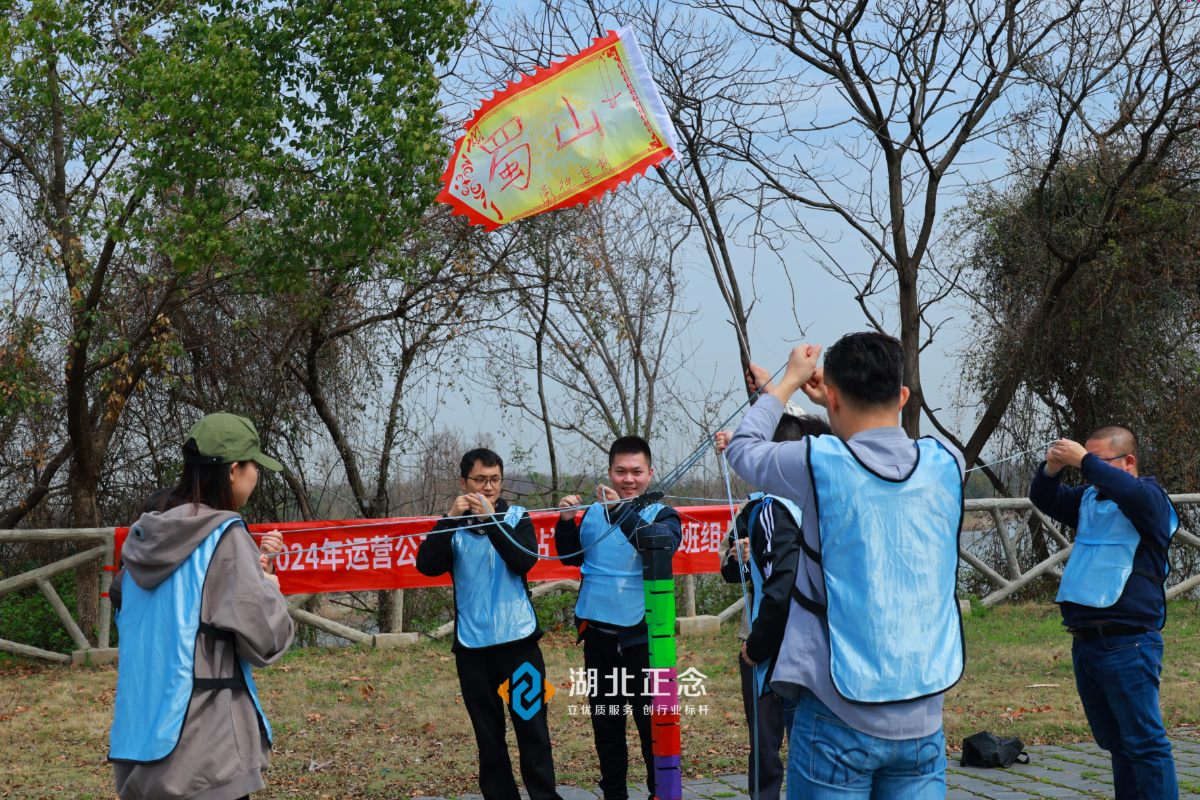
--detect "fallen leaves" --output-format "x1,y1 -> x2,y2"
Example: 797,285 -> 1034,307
1000,705 -> 1054,721
0,705 -> 33,722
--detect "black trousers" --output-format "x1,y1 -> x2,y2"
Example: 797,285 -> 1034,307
584,631 -> 655,800
739,656 -> 786,800
455,638 -> 561,800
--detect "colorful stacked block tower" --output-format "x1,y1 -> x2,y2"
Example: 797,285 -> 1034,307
640,528 -> 681,800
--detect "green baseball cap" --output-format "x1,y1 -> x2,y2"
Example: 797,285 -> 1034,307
183,413 -> 284,472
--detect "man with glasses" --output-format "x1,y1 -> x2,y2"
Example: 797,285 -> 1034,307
417,448 -> 561,800
1031,426 -> 1178,797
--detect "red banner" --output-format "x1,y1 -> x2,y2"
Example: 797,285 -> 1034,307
113,506 -> 735,595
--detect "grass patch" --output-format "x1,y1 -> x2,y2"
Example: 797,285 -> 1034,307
4,600 -> 1200,797
943,600 -> 1200,752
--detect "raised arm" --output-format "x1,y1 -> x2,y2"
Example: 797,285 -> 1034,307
554,493 -> 586,568
415,517 -> 457,577
726,395 -> 813,503
1029,462 -> 1085,529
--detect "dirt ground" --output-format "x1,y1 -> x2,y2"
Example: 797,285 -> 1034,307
3,601 -> 1200,798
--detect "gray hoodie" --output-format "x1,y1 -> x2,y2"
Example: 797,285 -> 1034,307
111,504 -> 295,800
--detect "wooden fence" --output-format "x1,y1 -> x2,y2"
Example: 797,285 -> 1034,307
0,528 -> 116,663
957,493 -> 1200,606
4,495 -> 1200,662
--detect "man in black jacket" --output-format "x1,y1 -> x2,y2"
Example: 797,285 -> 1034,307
717,412 -> 831,800
554,436 -> 681,800
416,448 -> 561,800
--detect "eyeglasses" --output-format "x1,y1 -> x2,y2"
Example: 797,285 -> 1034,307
1098,454 -> 1131,462
467,475 -> 503,487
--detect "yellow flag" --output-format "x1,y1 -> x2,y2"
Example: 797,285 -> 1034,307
438,28 -> 679,229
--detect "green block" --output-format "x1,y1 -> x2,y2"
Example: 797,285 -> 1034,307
647,634 -> 676,667
644,591 -> 675,621
646,624 -> 673,642
643,577 -> 677,669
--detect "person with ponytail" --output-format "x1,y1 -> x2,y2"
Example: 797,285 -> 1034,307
108,413 -> 294,800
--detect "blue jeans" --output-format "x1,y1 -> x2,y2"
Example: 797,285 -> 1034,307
782,697 -> 796,743
786,690 -> 946,799
1072,631 -> 1177,799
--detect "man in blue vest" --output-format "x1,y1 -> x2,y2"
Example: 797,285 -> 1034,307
1031,428 -> 1178,798
416,448 -> 561,800
717,412 -> 831,800
554,436 -> 682,800
727,333 -> 965,799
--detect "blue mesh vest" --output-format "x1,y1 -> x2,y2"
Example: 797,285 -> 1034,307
575,502 -> 665,627
109,518 -> 271,762
800,435 -> 965,705
745,493 -> 803,697
1056,486 -> 1178,610
451,505 -> 538,648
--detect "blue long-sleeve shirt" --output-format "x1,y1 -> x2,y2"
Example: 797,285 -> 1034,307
1029,455 -> 1174,629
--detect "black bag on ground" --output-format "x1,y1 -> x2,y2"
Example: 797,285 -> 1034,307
960,731 -> 1030,768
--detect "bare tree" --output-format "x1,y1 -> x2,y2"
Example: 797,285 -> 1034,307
687,0 -> 1200,467
475,192 -> 698,486
455,0 -> 788,396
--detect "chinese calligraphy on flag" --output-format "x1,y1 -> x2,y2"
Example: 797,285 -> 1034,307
438,27 -> 679,229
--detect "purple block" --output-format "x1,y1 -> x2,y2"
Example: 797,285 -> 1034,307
653,754 -> 682,800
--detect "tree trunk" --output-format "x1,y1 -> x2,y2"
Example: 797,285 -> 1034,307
69,464 -> 100,646
897,264 -> 923,438
377,589 -> 396,633
534,287 -> 559,500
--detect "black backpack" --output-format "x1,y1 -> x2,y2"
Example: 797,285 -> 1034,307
960,731 -> 1030,768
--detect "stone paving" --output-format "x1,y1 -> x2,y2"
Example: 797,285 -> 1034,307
417,733 -> 1200,799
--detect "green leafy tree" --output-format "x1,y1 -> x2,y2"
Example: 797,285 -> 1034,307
0,0 -> 469,640
962,147 -> 1200,485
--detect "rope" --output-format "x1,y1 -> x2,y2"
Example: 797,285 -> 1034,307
652,364 -> 786,493
255,363 -> 1048,568
663,495 -> 742,503
262,497 -> 621,535
259,362 -> 788,561
265,493 -> 646,563
965,442 -> 1054,474
481,495 -> 653,562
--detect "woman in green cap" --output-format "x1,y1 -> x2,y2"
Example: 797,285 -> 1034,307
108,412 -> 294,800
